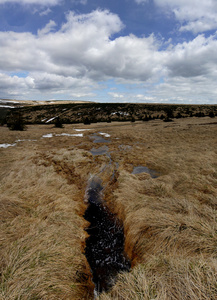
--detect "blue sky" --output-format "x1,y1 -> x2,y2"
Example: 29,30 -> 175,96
0,0 -> 217,104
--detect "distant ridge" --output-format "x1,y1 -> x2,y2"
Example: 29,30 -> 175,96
0,99 -> 95,107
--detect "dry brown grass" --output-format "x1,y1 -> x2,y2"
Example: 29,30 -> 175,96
0,127 -> 95,299
98,118 -> 217,299
0,117 -> 217,299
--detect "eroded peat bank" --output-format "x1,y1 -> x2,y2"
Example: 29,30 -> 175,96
1,117 -> 217,299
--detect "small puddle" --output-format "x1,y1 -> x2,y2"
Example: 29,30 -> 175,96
84,177 -> 131,294
132,166 -> 158,178
90,146 -> 109,156
90,134 -> 111,144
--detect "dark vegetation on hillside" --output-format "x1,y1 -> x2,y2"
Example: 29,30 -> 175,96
1,103 -> 217,128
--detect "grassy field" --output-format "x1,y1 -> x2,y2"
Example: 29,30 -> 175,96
0,116 -> 217,299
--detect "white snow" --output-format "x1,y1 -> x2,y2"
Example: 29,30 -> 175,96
56,133 -> 83,137
0,143 -> 16,148
0,100 -> 18,104
45,116 -> 58,123
16,139 -> 37,142
42,133 -> 83,138
0,105 -> 15,108
74,129 -> 91,132
42,133 -> 53,138
99,132 -> 111,138
73,133 -> 83,137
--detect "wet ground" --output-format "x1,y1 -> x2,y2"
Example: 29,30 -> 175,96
132,166 -> 158,178
84,177 -> 131,293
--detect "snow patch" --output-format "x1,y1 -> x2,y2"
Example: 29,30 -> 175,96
42,133 -> 53,138
42,133 -> 84,138
16,139 -> 37,142
45,116 -> 58,123
0,105 -> 15,108
74,129 -> 92,132
99,132 -> 111,138
0,143 -> 16,148
56,133 -> 83,137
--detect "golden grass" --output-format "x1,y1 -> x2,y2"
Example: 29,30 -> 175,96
97,118 -> 217,299
0,117 -> 217,299
99,256 -> 217,300
0,134 -> 94,299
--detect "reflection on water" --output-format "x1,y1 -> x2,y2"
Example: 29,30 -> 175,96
90,146 -> 109,156
90,134 -> 111,144
132,166 -> 158,178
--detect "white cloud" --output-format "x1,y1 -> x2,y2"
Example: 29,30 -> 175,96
0,0 -> 61,5
0,9 -> 217,102
37,20 -> 56,35
0,10 -> 163,81
134,0 -> 149,4
151,75 -> 217,104
165,34 -> 217,77
154,0 -> 217,33
39,8 -> 52,16
108,92 -> 124,98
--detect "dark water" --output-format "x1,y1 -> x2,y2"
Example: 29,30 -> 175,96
84,177 -> 131,293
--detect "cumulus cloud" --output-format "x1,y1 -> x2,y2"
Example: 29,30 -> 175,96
39,8 -> 52,16
37,20 -> 56,35
0,73 -> 34,96
154,0 -> 217,33
151,75 -> 217,104
134,0 -> 149,4
0,10 -> 164,81
0,9 -> 217,102
108,92 -> 124,98
165,34 -> 217,77
0,0 -> 61,5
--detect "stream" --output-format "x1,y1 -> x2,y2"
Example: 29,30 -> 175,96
84,176 -> 131,293
84,132 -> 157,295
84,132 -> 131,294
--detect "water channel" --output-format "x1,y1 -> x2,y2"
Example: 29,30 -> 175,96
84,133 -> 131,294
84,176 -> 131,293
84,132 -> 157,295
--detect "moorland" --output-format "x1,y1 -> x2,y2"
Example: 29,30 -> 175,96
0,103 -> 217,299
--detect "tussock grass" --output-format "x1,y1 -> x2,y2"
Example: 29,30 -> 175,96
0,144 -> 94,299
98,118 -> 217,299
0,118 -> 217,299
99,257 -> 217,300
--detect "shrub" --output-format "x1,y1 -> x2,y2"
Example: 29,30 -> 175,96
54,117 -> 63,128
83,117 -> 91,125
176,112 -> 183,119
209,111 -> 215,118
7,113 -> 26,131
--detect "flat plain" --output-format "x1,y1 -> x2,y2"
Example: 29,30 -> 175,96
0,116 -> 217,299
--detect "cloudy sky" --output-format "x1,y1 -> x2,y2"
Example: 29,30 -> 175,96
0,0 -> 217,103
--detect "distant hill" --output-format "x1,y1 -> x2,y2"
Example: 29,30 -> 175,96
2,102 -> 217,125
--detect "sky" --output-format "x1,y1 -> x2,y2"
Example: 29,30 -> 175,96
0,0 -> 217,104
